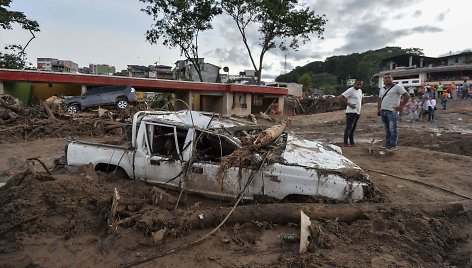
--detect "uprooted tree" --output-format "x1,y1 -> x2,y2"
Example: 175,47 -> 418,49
221,0 -> 327,84
140,0 -> 222,82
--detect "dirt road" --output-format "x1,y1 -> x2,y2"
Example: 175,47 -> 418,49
0,99 -> 471,267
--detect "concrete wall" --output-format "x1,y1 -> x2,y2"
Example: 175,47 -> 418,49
200,95 -> 223,114
174,91 -> 193,110
3,81 -> 33,103
224,92 -> 251,116
33,83 -> 82,100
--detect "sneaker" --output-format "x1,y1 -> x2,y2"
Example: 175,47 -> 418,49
380,145 -> 388,149
387,146 -> 397,151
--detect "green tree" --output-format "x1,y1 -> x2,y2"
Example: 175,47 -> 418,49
0,45 -> 26,69
140,0 -> 221,82
312,72 -> 337,88
297,72 -> 313,93
0,0 -> 40,69
222,0 -> 327,84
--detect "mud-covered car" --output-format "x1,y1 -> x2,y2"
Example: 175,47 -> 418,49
64,85 -> 137,113
66,110 -> 376,202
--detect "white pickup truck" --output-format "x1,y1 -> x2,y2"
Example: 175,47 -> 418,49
66,110 -> 374,202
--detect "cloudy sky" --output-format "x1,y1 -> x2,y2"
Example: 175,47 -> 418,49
1,0 -> 470,81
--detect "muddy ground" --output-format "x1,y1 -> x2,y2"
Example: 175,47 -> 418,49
0,99 -> 471,267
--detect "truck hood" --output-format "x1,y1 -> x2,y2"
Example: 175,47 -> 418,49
281,134 -> 362,171
63,96 -> 80,104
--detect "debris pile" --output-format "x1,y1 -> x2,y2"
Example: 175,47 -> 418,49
0,164 -> 469,267
0,95 -> 145,143
287,95 -> 379,115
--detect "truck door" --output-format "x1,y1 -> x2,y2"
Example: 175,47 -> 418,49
186,130 -> 263,199
143,124 -> 190,188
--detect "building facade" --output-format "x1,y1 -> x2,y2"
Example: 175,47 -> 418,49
173,58 -> 221,83
37,58 -> 79,73
375,51 -> 472,88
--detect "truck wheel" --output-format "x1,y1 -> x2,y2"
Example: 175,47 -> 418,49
116,98 -> 129,109
67,104 -> 80,113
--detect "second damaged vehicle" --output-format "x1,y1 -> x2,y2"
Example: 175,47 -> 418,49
66,110 -> 376,202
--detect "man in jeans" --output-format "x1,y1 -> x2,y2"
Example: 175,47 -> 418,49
377,74 -> 410,150
338,79 -> 363,146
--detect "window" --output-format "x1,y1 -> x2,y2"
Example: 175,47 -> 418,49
146,124 -> 188,159
194,131 -> 238,163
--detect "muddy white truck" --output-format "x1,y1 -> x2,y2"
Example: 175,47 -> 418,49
66,110 -> 374,202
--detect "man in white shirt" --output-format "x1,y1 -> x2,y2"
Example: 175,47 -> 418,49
338,79 -> 363,146
377,74 -> 410,151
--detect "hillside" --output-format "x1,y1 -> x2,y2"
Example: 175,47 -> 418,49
276,46 -> 423,94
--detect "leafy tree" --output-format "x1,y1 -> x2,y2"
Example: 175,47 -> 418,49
312,72 -> 337,88
297,72 -> 313,93
0,0 -> 40,69
0,0 -> 39,31
140,0 -> 221,82
0,45 -> 26,69
222,0 -> 327,84
275,46 -> 423,91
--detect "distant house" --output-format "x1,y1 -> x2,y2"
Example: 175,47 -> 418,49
223,69 -> 258,85
89,64 -> 116,75
375,50 -> 472,88
173,58 -> 221,83
37,58 -> 79,73
149,65 -> 173,80
127,65 -> 149,78
265,82 -> 303,98
127,64 -> 174,79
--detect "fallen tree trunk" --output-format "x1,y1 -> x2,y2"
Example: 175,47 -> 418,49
184,201 -> 471,229
0,98 -> 22,114
219,122 -> 287,170
41,102 -> 57,120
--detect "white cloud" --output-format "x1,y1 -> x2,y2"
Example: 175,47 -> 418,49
1,0 -> 471,81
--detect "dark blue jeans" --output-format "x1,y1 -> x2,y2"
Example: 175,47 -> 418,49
344,113 -> 360,145
380,110 -> 398,148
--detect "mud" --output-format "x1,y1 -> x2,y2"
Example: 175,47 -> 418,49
0,99 -> 471,267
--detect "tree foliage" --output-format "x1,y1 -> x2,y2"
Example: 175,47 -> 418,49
0,0 -> 40,69
297,72 -> 313,93
140,0 -> 221,81
0,45 -> 26,69
222,0 -> 326,84
276,46 -> 422,95
0,0 -> 39,31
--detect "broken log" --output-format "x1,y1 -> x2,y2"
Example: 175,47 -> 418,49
41,102 -> 57,120
108,188 -> 121,233
183,201 -> 471,229
0,98 -> 22,113
219,122 -> 287,170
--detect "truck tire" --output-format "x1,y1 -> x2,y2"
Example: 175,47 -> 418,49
67,104 -> 80,113
116,98 -> 129,109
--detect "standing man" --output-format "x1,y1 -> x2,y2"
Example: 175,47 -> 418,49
461,78 -> 469,99
377,74 -> 410,151
338,79 -> 363,146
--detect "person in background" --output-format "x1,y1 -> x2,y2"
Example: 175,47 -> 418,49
431,85 -> 437,99
406,96 -> 419,121
428,96 -> 436,121
440,90 -> 449,110
461,78 -> 469,99
338,79 -> 363,146
448,83 -> 456,99
377,74 -> 410,151
417,85 -> 425,98
436,82 -> 444,99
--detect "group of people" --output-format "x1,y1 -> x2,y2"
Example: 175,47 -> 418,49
403,95 -> 438,122
337,74 -> 470,151
416,79 -> 471,100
